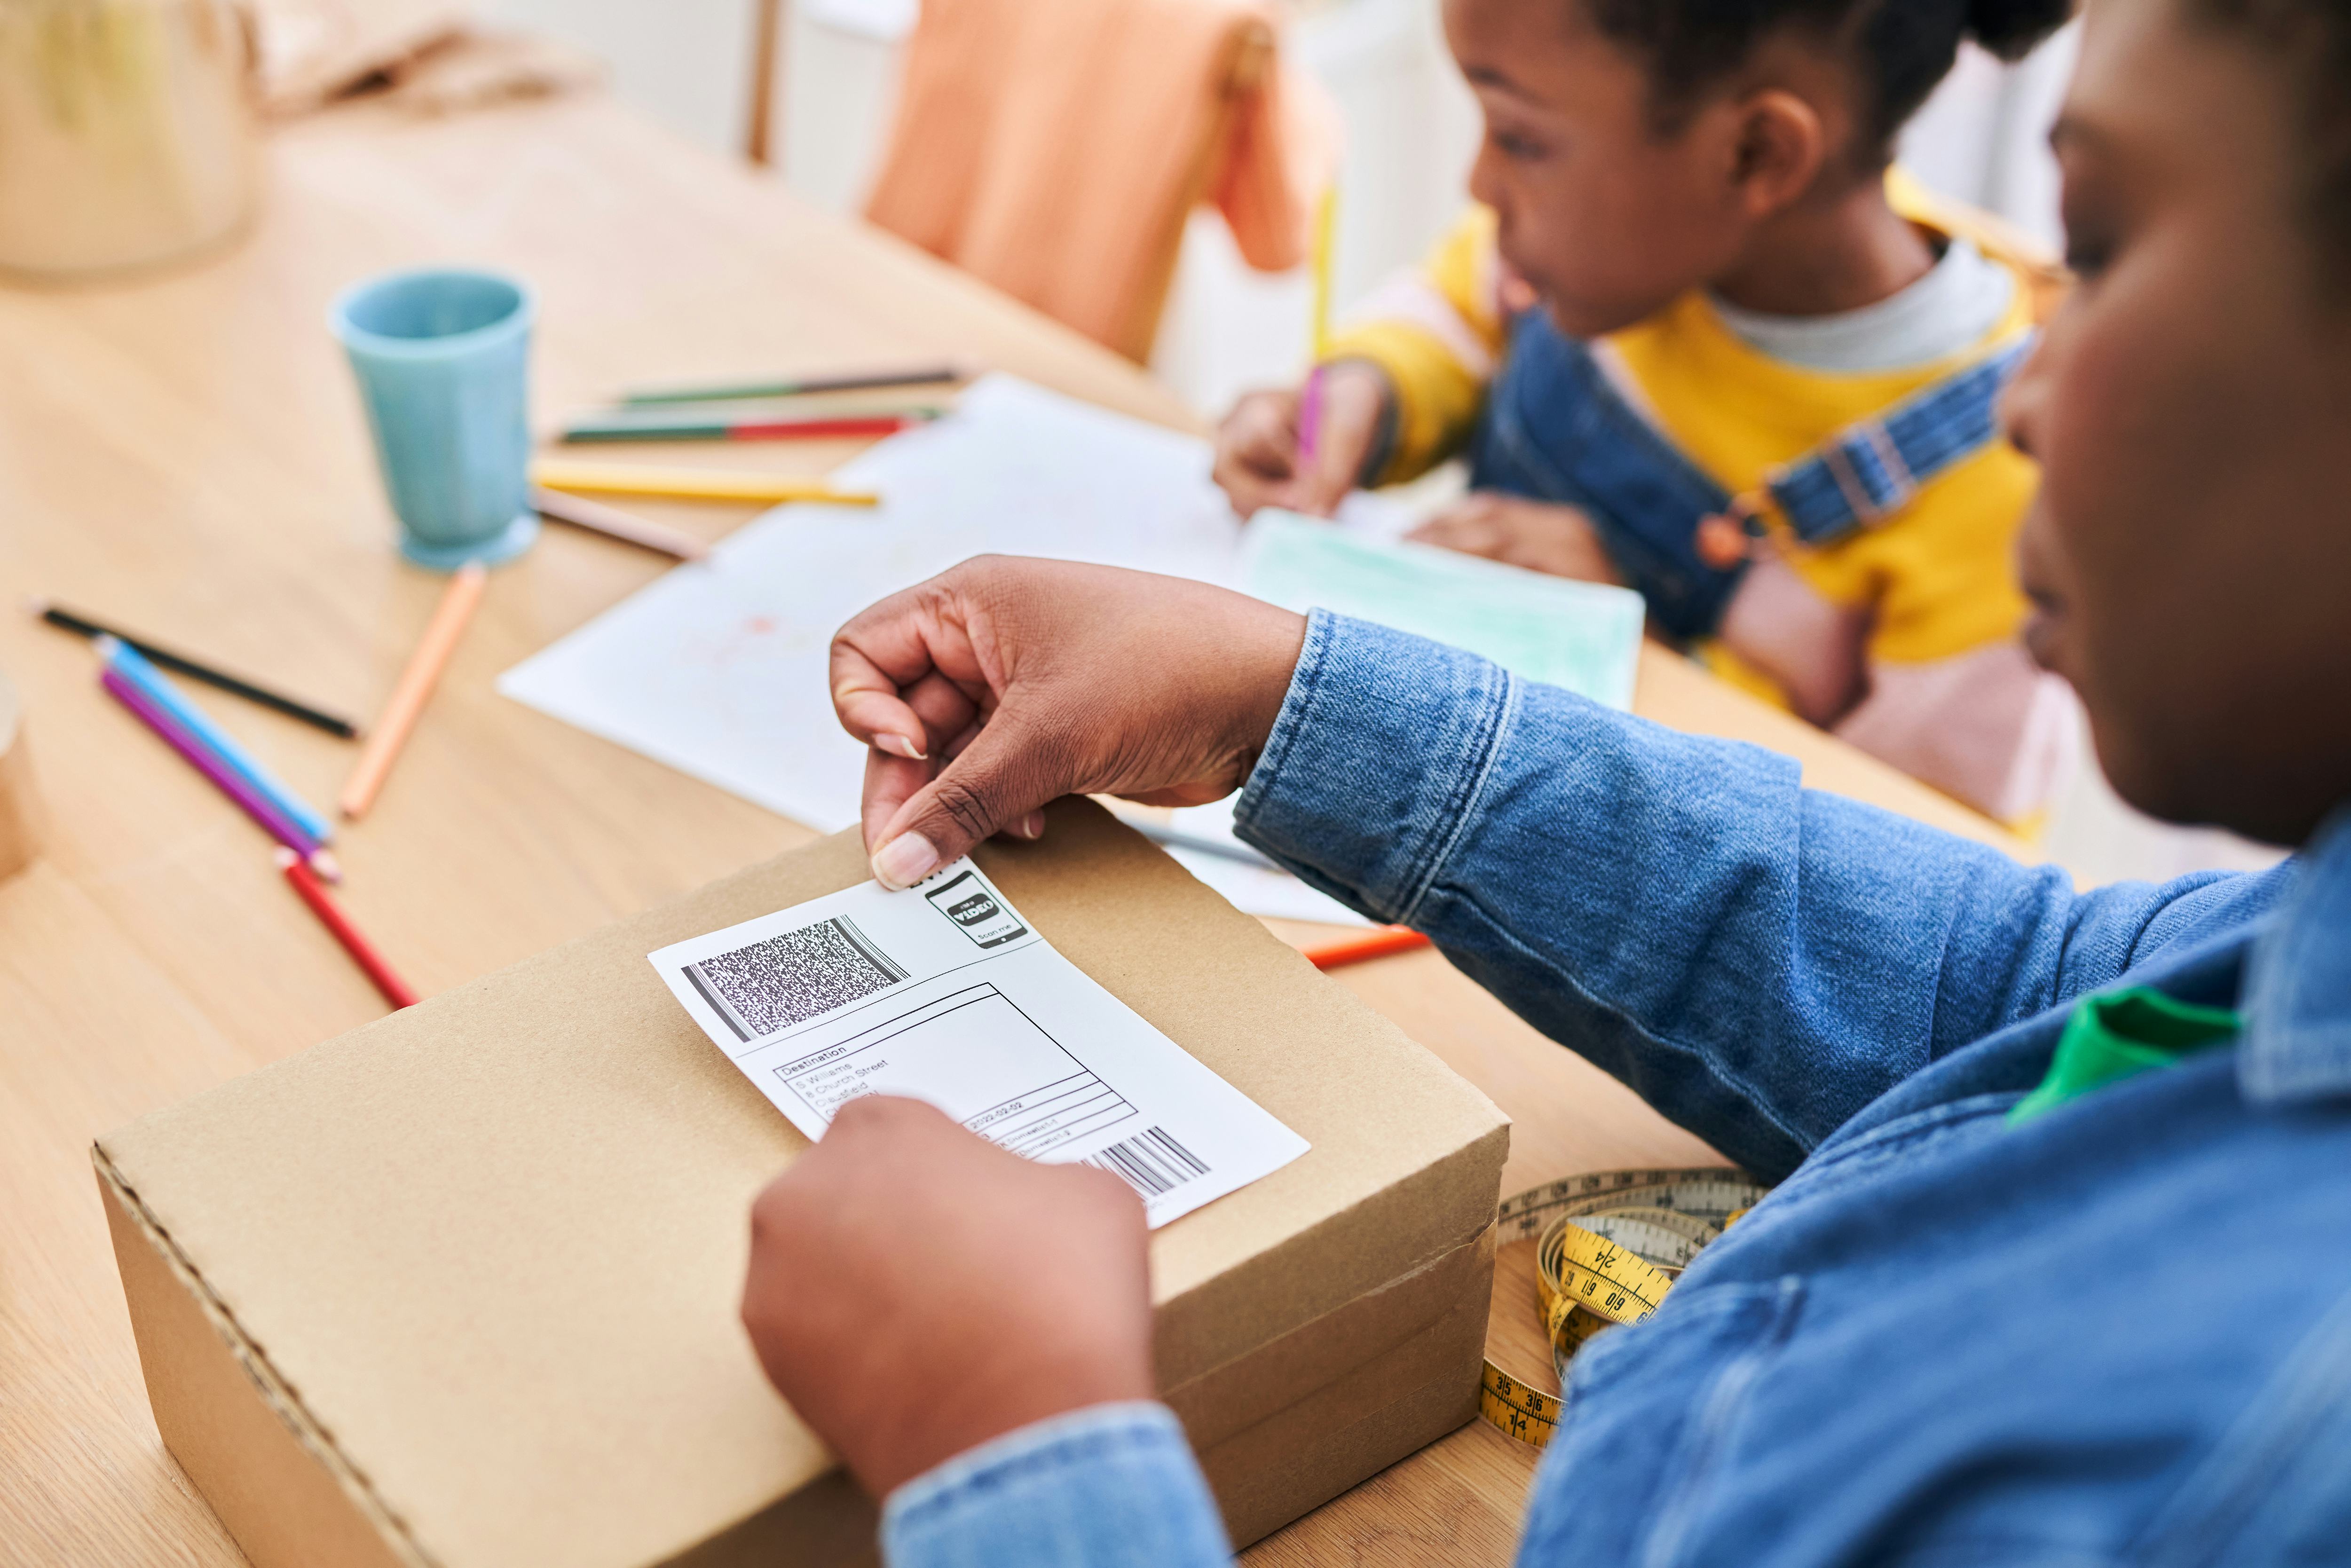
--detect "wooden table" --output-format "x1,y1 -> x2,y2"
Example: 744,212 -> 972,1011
0,91 -> 2027,1565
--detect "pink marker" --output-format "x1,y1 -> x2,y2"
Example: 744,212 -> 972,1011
1297,366 -> 1325,469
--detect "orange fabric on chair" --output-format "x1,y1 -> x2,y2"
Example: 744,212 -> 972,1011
863,0 -> 1339,362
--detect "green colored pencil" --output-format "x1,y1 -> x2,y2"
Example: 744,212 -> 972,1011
620,361 -> 971,406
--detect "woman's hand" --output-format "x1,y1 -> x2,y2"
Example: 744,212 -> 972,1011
1210,360 -> 1393,520
1408,492 -> 1624,583
740,1096 -> 1152,1499
829,557 -> 1308,888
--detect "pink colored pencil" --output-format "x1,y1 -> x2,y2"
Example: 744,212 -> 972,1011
102,666 -> 343,882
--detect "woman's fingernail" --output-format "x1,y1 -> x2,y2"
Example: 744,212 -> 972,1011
1021,811 -> 1046,840
872,831 -> 939,890
875,733 -> 927,761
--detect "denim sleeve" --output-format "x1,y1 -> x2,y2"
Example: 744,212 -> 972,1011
1232,613 -> 2275,1182
881,1403 -> 1232,1568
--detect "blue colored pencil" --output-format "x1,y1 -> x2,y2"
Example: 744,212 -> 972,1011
99,637 -> 336,844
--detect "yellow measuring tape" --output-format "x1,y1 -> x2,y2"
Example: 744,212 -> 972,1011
1477,1168 -> 1769,1449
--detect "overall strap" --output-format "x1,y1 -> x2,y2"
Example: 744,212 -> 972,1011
1470,310 -> 1743,641
1760,331 -> 2037,548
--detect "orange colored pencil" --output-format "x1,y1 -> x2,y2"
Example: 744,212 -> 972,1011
339,562 -> 486,820
1301,926 -> 1431,969
276,848 -> 418,1009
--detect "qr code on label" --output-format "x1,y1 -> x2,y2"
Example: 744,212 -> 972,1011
683,916 -> 909,1041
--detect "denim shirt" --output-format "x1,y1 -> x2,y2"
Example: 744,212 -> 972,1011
882,614 -> 2351,1568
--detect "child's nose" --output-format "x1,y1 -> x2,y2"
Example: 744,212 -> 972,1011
1999,336 -> 2053,462
1467,136 -> 1510,215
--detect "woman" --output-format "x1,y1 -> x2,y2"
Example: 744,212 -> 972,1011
735,0 -> 2351,1559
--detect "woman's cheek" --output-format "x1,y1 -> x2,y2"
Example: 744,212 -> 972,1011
2036,284 -> 2183,594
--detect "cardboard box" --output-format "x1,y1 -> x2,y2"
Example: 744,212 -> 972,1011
97,800 -> 1508,1567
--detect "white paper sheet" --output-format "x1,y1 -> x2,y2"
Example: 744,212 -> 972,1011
1163,848 -> 1376,927
500,378 -> 1241,826
1107,802 -> 1374,928
648,857 -> 1309,1226
498,375 -> 1406,834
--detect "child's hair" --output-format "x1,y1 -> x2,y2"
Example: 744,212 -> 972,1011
2193,0 -> 2351,279
1581,0 -> 2075,160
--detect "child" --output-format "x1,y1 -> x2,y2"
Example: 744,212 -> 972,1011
1215,0 -> 2075,827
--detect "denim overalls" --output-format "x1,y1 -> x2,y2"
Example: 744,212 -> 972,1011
1467,307 -> 2035,641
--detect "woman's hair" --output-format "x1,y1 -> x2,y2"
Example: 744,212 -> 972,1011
2192,0 -> 2351,279
1583,0 -> 2075,159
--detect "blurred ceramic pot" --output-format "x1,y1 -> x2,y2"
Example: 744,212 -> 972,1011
0,0 -> 260,282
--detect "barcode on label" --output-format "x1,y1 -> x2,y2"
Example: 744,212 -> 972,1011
1082,1126 -> 1211,1199
683,916 -> 909,1042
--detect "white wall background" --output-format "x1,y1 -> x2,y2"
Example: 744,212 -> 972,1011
475,0 -> 761,153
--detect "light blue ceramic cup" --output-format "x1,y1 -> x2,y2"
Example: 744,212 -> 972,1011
331,268 -> 541,570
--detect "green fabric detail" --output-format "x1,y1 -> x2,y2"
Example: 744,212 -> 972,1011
2008,986 -> 2241,1126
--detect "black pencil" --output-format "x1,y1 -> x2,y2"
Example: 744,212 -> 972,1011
32,599 -> 361,739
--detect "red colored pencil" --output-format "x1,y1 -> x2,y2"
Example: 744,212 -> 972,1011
726,415 -> 922,441
1301,926 -> 1432,969
560,412 -> 931,444
276,848 -> 419,1009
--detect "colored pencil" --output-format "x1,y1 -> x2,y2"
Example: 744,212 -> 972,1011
33,599 -> 360,738
100,637 -> 334,843
1297,366 -> 1326,467
621,361 -> 970,406
577,393 -> 948,421
339,562 -> 486,821
530,486 -> 710,562
560,411 -> 933,445
530,458 -> 880,507
101,666 -> 342,881
1301,926 -> 1430,969
1310,185 -> 1338,356
277,847 -> 418,1009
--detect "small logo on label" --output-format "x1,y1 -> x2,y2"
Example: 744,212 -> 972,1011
923,870 -> 1028,948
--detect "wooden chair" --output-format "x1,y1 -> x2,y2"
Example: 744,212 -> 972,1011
855,0 -> 1286,364
744,0 -> 785,166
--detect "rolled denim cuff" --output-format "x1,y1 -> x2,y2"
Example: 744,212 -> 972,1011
881,1402 -> 1231,1568
1234,611 -> 1519,925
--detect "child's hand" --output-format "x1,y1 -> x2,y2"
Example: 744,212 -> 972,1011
1409,493 -> 1625,584
1211,361 -> 1393,520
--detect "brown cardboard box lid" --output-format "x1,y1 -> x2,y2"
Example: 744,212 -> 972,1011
98,799 -> 1507,1568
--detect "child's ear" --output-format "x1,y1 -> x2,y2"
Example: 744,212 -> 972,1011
1728,89 -> 1826,220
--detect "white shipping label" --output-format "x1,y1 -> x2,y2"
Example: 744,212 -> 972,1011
649,859 -> 1309,1226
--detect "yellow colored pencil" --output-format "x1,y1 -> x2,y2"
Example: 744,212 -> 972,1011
530,458 -> 880,507
339,563 -> 487,821
1310,182 -> 1339,357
